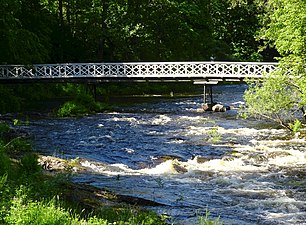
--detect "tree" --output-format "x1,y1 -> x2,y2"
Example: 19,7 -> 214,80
244,0 -> 306,132
210,0 -> 262,61
0,0 -> 52,64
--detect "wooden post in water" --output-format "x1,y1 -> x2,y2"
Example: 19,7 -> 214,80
209,85 -> 213,104
203,84 -> 206,104
194,80 -> 219,104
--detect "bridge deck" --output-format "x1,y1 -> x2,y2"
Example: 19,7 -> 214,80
0,61 -> 278,83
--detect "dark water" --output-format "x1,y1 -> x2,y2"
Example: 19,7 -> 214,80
26,84 -> 306,224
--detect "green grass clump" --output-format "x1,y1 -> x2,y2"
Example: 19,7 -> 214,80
198,209 -> 223,225
57,93 -> 111,117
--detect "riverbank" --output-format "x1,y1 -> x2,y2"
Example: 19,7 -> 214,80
0,122 -> 222,225
0,83 -> 199,115
0,122 -> 169,225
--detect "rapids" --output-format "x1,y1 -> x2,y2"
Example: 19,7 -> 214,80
26,84 -> 306,224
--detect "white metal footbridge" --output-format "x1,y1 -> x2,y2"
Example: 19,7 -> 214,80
0,61 -> 277,83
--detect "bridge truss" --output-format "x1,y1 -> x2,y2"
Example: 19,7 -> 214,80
0,61 -> 278,83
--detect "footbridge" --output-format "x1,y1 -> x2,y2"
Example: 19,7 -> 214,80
0,61 -> 277,84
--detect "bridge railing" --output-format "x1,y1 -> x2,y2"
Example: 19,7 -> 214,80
0,61 -> 278,80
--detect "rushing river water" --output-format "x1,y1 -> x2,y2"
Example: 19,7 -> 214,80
26,84 -> 306,225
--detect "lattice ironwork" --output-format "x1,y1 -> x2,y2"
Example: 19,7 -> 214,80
0,62 -> 278,81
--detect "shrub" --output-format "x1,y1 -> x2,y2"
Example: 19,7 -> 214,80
57,94 -> 110,117
4,138 -> 32,155
20,153 -> 41,175
57,101 -> 87,117
0,123 -> 10,135
0,151 -> 11,176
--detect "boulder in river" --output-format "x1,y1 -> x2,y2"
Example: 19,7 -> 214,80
212,104 -> 227,112
192,155 -> 221,163
201,103 -> 230,112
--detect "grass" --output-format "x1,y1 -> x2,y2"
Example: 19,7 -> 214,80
198,210 -> 223,225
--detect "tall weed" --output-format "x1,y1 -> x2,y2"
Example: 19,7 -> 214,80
198,210 -> 223,225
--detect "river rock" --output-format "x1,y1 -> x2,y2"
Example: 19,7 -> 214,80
212,104 -> 227,112
192,155 -> 220,163
153,155 -> 184,164
202,103 -> 230,112
38,155 -> 70,171
266,151 -> 292,159
173,162 -> 188,173
202,103 -> 214,111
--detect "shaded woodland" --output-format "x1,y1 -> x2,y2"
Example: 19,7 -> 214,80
0,0 -> 272,65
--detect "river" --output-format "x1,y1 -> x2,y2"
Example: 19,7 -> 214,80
26,84 -> 306,224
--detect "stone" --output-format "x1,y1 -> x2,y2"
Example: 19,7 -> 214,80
202,103 -> 230,112
212,104 -> 227,112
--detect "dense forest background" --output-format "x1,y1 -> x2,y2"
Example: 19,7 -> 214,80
0,0 -> 278,65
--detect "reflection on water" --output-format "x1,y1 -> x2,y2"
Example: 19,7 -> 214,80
26,84 -> 306,225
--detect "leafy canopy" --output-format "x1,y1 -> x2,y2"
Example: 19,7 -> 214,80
244,0 -> 306,131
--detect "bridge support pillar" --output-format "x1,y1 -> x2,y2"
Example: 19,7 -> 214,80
203,84 -> 213,104
194,80 -> 219,104
203,84 -> 206,103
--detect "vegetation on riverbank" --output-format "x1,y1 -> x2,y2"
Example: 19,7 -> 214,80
243,0 -> 306,132
0,122 -> 167,224
0,82 -> 198,117
0,122 -> 223,225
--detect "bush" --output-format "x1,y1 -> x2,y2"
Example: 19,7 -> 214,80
0,151 -> 11,176
4,138 -> 32,155
57,101 -> 88,117
57,93 -> 110,117
0,123 -> 10,135
20,153 -> 41,175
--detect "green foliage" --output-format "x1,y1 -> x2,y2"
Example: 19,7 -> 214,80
20,153 -> 41,175
0,123 -> 10,135
94,207 -> 166,225
56,95 -> 106,117
198,209 -> 223,225
211,0 -> 262,61
289,119 -> 302,134
0,84 -> 66,114
0,86 -> 22,113
0,150 -> 11,176
0,174 -> 7,188
244,70 -> 300,130
259,0 -> 306,59
0,123 -> 167,225
207,126 -> 222,143
4,138 -> 33,155
0,0 -> 52,64
244,0 -> 306,131
57,101 -> 88,117
57,84 -> 111,117
5,191 -> 79,225
0,0 -> 263,63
